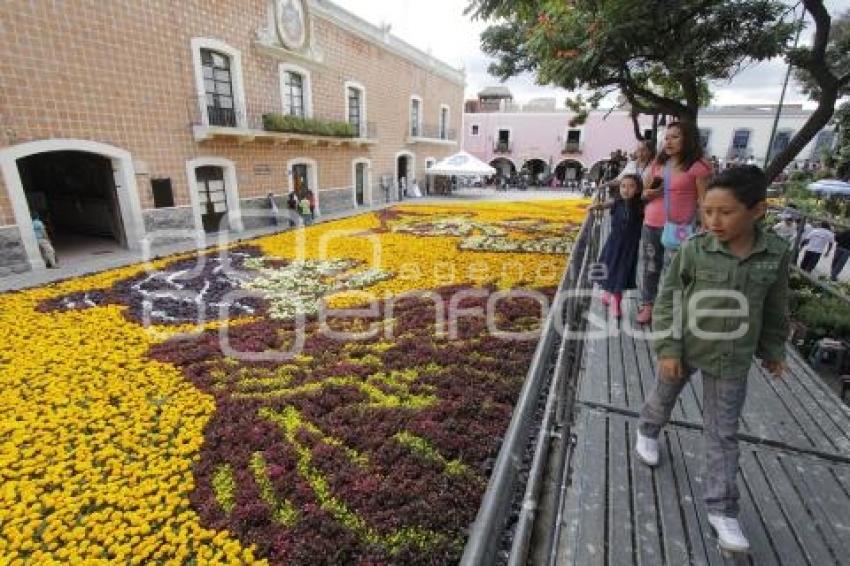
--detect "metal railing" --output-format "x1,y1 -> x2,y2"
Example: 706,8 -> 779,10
408,122 -> 457,140
493,141 -> 513,154
188,96 -> 378,139
460,210 -> 601,565
561,141 -> 582,154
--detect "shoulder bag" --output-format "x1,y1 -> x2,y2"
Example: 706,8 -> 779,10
660,162 -> 695,249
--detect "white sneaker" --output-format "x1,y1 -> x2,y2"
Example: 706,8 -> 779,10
634,430 -> 659,467
708,514 -> 750,552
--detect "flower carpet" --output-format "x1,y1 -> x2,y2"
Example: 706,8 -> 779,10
0,200 -> 588,565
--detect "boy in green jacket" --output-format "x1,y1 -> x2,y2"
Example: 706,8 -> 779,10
634,166 -> 789,553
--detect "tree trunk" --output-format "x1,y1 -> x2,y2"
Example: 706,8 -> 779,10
630,112 -> 643,141
764,84 -> 838,182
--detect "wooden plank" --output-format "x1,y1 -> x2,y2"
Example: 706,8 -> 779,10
756,452 -> 835,565
608,322 -> 627,409
672,428 -> 726,565
607,416 -> 634,565
557,408 -> 592,566
619,318 -> 645,416
781,456 -> 850,559
767,360 -> 850,456
740,364 -> 814,450
833,464 -> 850,496
631,321 -> 658,412
734,448 -> 783,565
564,408 -> 609,566
659,428 -> 713,565
626,420 -> 667,566
578,297 -> 610,407
784,353 -> 850,452
738,448 -> 809,565
649,430 -> 693,565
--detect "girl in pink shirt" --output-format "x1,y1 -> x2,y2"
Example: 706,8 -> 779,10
637,121 -> 712,324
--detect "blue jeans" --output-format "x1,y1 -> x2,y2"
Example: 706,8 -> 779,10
639,366 -> 749,517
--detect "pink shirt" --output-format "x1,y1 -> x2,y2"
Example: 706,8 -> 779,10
643,159 -> 711,228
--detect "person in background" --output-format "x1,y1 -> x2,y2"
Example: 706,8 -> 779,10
268,192 -> 280,226
636,166 -> 789,554
636,121 -> 712,324
831,228 -> 850,281
588,173 -> 644,318
799,221 -> 834,272
772,214 -> 797,242
286,190 -> 298,227
306,189 -> 316,221
298,193 -> 312,225
32,214 -> 57,268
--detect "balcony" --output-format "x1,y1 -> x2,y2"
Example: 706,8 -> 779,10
561,141 -> 583,154
189,97 -> 378,147
493,141 -> 512,154
406,123 -> 458,145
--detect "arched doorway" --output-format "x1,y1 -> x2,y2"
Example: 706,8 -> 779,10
0,139 -> 145,270
395,151 -> 415,201
555,159 -> 584,186
489,157 -> 516,179
286,158 -> 320,216
522,158 -> 547,185
588,160 -> 610,183
17,151 -> 126,252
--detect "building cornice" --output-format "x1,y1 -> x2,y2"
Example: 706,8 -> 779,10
310,0 -> 465,86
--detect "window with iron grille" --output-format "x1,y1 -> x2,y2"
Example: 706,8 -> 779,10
772,130 -> 792,155
410,99 -> 421,136
348,87 -> 361,134
201,49 -> 236,127
732,129 -> 750,151
284,72 -> 305,117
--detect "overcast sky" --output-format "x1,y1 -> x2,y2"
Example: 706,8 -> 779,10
332,0 -> 850,109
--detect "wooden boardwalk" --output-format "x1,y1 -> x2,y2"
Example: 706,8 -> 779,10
554,296 -> 850,565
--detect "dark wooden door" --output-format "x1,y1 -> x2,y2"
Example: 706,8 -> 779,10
196,166 -> 228,232
355,163 -> 366,206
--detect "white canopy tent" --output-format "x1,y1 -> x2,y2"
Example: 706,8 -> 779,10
425,151 -> 497,177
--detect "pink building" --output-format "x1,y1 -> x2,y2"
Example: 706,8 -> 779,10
463,90 -> 654,184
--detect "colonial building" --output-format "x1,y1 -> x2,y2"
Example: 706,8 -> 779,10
463,88 -> 834,184
0,0 -> 463,275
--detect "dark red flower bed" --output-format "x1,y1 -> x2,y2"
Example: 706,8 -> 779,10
148,285 -> 553,564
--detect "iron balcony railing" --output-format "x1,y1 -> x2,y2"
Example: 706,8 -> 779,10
188,96 -> 378,139
493,141 -> 512,154
561,141 -> 583,154
408,122 -> 457,141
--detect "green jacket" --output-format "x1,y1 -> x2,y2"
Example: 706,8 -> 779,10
652,224 -> 790,377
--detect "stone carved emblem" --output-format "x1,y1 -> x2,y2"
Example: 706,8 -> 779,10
276,0 -> 307,50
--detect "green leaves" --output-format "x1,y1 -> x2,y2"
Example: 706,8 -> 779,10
472,0 -> 798,122
262,113 -> 357,138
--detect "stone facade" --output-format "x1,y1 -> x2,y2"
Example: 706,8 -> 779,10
142,207 -> 198,246
0,0 -> 464,274
239,196 -> 286,230
0,226 -> 30,277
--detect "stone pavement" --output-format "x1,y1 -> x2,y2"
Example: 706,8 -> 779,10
0,190 -> 585,292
